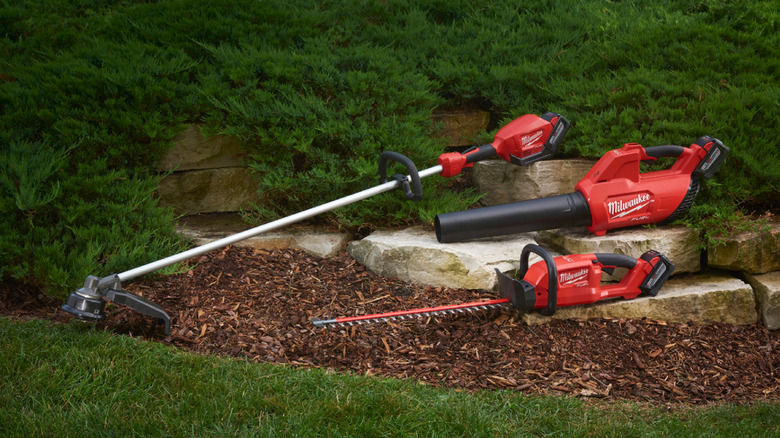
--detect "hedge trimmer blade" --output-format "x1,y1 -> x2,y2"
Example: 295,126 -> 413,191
312,245 -> 676,331
312,298 -> 510,329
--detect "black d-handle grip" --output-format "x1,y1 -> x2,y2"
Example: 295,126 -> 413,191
378,151 -> 423,202
518,244 -> 558,316
643,145 -> 685,160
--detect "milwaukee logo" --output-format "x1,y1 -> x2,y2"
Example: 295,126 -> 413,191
522,130 -> 544,146
560,268 -> 589,285
608,193 -> 652,219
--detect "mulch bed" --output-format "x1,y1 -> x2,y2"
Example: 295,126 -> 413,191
2,246 -> 778,405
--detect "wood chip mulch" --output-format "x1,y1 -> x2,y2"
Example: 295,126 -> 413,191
2,246 -> 778,405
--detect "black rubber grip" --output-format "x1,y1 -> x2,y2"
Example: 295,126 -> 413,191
517,244 -> 558,316
378,151 -> 423,202
643,145 -> 685,159
465,144 -> 497,164
594,253 -> 638,269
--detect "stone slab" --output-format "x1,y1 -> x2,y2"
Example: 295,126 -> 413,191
156,167 -> 260,216
431,109 -> 490,147
708,220 -> 780,274
347,226 -> 551,290
158,124 -> 249,172
536,226 -> 701,273
523,273 -> 757,326
175,214 -> 350,259
745,271 -> 780,330
471,159 -> 594,206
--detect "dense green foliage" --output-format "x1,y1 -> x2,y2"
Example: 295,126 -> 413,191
2,317 -> 779,436
1,0 -> 778,294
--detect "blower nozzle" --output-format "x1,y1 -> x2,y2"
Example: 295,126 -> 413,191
435,192 -> 591,243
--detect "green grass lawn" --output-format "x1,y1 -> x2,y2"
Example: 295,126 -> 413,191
2,317 -> 778,437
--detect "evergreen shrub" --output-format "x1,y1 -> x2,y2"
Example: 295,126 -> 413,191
1,0 -> 777,296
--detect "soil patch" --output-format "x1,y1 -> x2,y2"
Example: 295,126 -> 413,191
2,246 -> 778,404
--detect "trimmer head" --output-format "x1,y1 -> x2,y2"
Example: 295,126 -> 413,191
62,276 -> 108,321
62,274 -> 171,335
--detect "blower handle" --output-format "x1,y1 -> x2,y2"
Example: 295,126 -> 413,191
378,151 -> 423,202
642,145 -> 685,160
518,244 -> 558,316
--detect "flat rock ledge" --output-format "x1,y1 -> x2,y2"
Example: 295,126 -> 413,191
708,220 -> 780,274
536,226 -> 702,274
347,226 -> 549,291
471,159 -> 594,206
522,273 -> 757,326
175,214 -> 351,259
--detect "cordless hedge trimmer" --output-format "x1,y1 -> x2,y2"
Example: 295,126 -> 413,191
435,136 -> 729,242
312,244 -> 674,328
62,112 -> 570,334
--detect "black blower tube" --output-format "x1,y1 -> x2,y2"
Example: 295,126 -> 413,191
435,192 -> 592,243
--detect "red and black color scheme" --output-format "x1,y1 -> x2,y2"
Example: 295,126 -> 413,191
437,112 -> 569,178
381,111 -> 569,202
312,245 -> 674,328
435,136 -> 729,242
495,244 -> 674,317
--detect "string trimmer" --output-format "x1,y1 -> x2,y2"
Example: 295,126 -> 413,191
435,136 -> 729,242
62,112 -> 570,334
312,244 -> 674,328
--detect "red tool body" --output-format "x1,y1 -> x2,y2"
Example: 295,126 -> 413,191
437,112 -> 569,177
435,136 -> 729,242
575,137 -> 727,235
312,245 -> 674,328
496,245 -> 674,316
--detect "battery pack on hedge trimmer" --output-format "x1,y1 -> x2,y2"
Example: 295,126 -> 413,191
312,244 -> 674,328
62,112 -> 570,334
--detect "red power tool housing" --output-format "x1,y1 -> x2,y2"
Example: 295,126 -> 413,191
576,136 -> 729,235
497,244 -> 674,316
437,112 -> 569,178
435,135 -> 729,242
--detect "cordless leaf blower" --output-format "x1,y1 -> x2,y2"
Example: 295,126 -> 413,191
62,112 -> 570,334
312,244 -> 674,328
435,136 -> 729,242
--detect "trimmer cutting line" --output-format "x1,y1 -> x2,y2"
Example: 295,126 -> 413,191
62,112 -> 570,334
